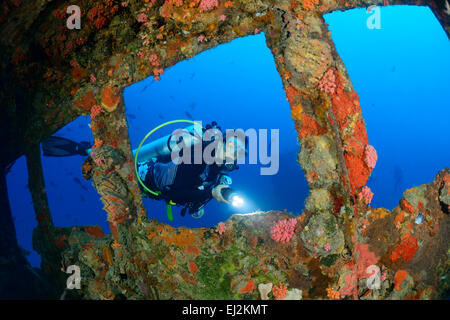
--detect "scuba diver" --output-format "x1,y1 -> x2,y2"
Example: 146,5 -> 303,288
42,121 -> 246,219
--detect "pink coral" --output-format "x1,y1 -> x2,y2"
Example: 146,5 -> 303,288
137,13 -> 148,23
271,218 -> 297,243
90,74 -> 96,83
137,51 -> 145,59
364,144 -> 377,169
318,68 -> 336,95
272,284 -> 288,300
153,68 -> 164,81
324,243 -> 331,251
149,54 -> 159,66
219,14 -> 226,21
359,186 -> 374,205
199,0 -> 218,12
197,34 -> 206,42
216,222 -> 226,235
90,104 -> 103,119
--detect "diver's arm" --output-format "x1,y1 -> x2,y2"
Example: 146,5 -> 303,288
211,184 -> 230,204
166,184 -> 230,204
165,187 -> 212,204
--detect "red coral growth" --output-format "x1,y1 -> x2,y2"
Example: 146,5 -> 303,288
299,114 -> 327,138
329,71 -> 371,192
240,279 -> 255,294
355,243 -> 378,278
326,287 -> 340,300
339,263 -> 357,299
285,85 -> 300,104
101,86 -> 121,112
73,89 -> 96,112
302,0 -> 319,11
161,0 -> 184,18
72,67 -> 87,80
401,199 -> 415,214
390,233 -> 419,263
343,138 -> 370,191
55,235 -> 68,249
272,284 -> 287,300
84,226 -> 105,238
188,261 -> 198,274
186,245 -> 200,257
394,269 -> 409,290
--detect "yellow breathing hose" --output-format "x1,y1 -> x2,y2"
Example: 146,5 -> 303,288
134,120 -> 203,221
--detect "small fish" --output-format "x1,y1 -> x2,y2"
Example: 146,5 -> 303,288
66,127 -> 72,132
49,181 -> 57,187
128,114 -> 136,119
158,113 -> 165,119
140,79 -> 154,93
184,111 -> 194,120
80,195 -> 85,201
73,177 -> 82,185
188,102 -> 196,110
391,66 -> 396,72
81,185 -> 88,191
78,124 -> 85,129
67,171 -> 73,176
169,95 -> 174,100
190,73 -> 195,79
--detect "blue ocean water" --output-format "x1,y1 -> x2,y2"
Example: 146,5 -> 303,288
5,6 -> 449,268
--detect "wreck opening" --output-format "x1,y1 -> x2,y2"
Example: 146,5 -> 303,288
39,117 -> 110,230
325,6 -> 450,209
5,156 -> 40,267
124,33 -> 309,228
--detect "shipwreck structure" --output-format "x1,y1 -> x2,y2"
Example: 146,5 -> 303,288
0,0 -> 449,299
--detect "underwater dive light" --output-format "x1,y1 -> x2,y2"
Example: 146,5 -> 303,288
220,187 -> 244,208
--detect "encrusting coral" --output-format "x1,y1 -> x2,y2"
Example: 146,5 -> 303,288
0,0 -> 448,300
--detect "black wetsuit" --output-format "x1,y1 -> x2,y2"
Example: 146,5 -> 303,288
165,162 -> 225,204
140,157 -> 231,212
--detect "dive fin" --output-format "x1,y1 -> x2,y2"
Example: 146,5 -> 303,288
42,136 -> 90,157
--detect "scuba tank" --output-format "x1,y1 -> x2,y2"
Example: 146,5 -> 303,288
133,124 -> 203,163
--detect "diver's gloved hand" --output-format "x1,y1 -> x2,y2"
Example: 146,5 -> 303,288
219,175 -> 232,185
212,184 -> 230,204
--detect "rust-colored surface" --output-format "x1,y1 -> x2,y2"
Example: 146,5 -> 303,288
0,0 -> 448,299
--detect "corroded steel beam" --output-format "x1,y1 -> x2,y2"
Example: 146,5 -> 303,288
0,0 -> 448,299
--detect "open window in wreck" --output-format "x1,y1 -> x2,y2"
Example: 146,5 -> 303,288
1,0 -> 449,300
325,6 -> 450,209
124,33 -> 309,227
